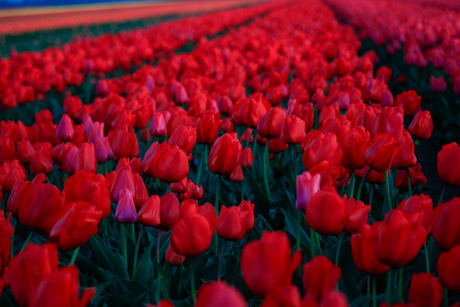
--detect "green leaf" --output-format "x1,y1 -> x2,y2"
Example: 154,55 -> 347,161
113,252 -> 130,279
89,235 -> 115,271
132,242 -> 155,287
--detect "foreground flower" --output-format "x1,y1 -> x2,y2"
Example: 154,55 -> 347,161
437,245 -> 460,293
437,142 -> 460,187
170,213 -> 214,257
431,197 -> 460,251
302,256 -> 341,301
196,281 -> 246,307
408,273 -> 443,307
241,231 -> 301,297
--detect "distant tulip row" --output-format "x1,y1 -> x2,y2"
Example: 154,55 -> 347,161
0,0 -> 460,306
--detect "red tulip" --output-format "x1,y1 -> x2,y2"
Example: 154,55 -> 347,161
74,142 -> 97,173
394,90 -> 421,116
437,142 -> 460,187
158,192 -> 180,231
409,111 -> 433,140
165,244 -> 185,266
170,213 -> 213,257
149,112 -> 167,137
216,205 -> 247,241
306,186 -> 347,235
0,211 -> 13,277
397,194 -> 433,234
50,201 -> 101,251
0,137 -> 16,165
281,115 -> 306,145
196,113 -> 222,145
16,174 -> 69,236
196,281 -> 246,307
30,152 -> 53,175
56,114 -> 74,142
257,106 -> 286,139
208,133 -> 243,176
431,197 -> 460,251
392,130 -> 417,170
8,243 -> 59,307
232,94 -> 271,128
302,256 -> 341,301
168,125 -> 196,155
340,126 -> 370,170
141,141 -> 189,183
408,273 -> 443,307
352,223 -> 390,277
108,126 -> 139,159
303,133 -> 342,171
0,159 -> 27,192
31,266 -> 95,307
373,107 -> 404,140
376,209 -> 427,268
241,231 -> 301,297
395,163 -> 427,191
64,170 -> 111,219
133,173 -> 149,208
345,197 -> 371,234
261,285 -> 301,307
137,195 -> 161,227
62,143 -> 78,174
16,139 -> 36,165
110,165 -> 136,202
365,133 -> 401,172
437,245 -> 460,293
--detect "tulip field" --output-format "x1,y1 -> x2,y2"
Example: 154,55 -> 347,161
1,0 -> 460,306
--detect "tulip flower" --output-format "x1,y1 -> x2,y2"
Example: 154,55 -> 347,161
110,165 -> 136,203
0,137 -> 15,165
115,189 -> 137,224
0,159 -> 27,192
437,245 -> 460,293
74,142 -> 97,173
306,186 -> 347,235
345,197 -> 371,234
295,172 -> 321,211
376,209 -> 427,268
373,107 -> 404,141
216,205 -> 247,241
56,114 -> 74,141
437,142 -> 460,187
409,110 -> 433,140
257,106 -> 286,139
395,163 -> 427,191
8,243 -> 59,307
170,213 -> 213,257
149,112 -> 167,137
30,152 -> 53,175
50,201 -> 102,251
431,197 -> 460,251
394,90 -> 421,116
302,256 -> 341,301
158,192 -> 180,231
16,139 -> 36,165
303,132 -> 342,171
137,195 -> 161,227
397,194 -> 433,234
365,133 -> 401,172
108,126 -> 140,159
232,94 -> 271,128
340,126 -> 370,170
408,273 -> 443,307
196,281 -> 247,307
208,133 -> 243,176
196,113 -> 222,145
261,285 -> 301,307
168,125 -> 197,155
31,266 -> 95,307
352,223 -> 390,277
280,115 -> 306,145
241,231 -> 301,297
142,141 -> 189,183
0,211 -> 13,277
62,143 -> 78,174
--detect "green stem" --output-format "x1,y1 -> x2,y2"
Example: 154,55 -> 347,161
296,211 -> 303,251
424,242 -> 430,273
372,277 -> 377,307
240,181 -> 244,202
438,184 -> 447,206
335,233 -> 344,266
293,145 -> 298,180
196,144 -> 205,185
120,224 -> 128,267
340,173 -> 352,197
398,267 -> 403,302
386,270 -> 392,304
443,288 -> 448,307
385,170 -> 392,212
190,259 -> 197,305
217,241 -> 225,281
157,230 -> 162,264
251,130 -> 258,159
356,168 -> 372,201
236,240 -> 242,265
69,247 -> 80,265
315,232 -> 323,255
263,140 -> 271,201
20,231 -> 34,253
214,175 -> 222,252
133,225 -> 145,272
369,185 -> 374,207
349,170 -> 356,198
405,168 -> 412,197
